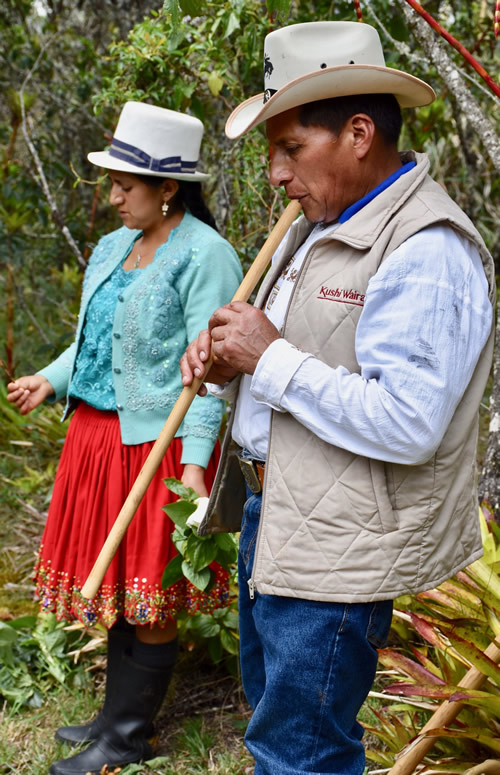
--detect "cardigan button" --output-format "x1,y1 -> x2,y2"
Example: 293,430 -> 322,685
117,294 -> 124,302
116,404 -> 123,410
114,368 -> 121,374
113,332 -> 121,339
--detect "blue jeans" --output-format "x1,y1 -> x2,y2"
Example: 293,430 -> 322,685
238,492 -> 393,775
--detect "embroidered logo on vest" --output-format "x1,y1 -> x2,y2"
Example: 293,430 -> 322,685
318,285 -> 365,306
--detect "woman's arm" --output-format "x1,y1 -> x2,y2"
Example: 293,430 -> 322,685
181,463 -> 209,497
176,235 -> 243,468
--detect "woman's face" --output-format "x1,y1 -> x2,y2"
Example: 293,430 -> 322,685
108,171 -> 168,231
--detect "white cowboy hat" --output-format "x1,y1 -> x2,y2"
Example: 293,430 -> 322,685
225,21 -> 436,139
88,101 -> 210,181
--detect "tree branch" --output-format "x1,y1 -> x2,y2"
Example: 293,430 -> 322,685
366,2 -> 497,103
19,37 -> 86,268
403,0 -> 500,98
397,0 -> 500,172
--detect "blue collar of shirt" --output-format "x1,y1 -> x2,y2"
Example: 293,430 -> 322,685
338,161 -> 416,224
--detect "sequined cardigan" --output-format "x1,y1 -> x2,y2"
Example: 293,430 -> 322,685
39,213 -> 243,467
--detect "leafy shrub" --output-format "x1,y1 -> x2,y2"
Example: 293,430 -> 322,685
0,613 -> 95,710
364,512 -> 500,772
162,478 -> 239,667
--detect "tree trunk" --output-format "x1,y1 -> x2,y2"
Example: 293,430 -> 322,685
479,310 -> 500,521
398,0 -> 499,519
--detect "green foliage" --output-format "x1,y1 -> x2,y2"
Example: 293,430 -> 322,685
178,603 -> 240,665
0,1 -> 129,380
90,0 -> 499,282
0,383 -> 68,629
0,613 -> 92,710
0,383 -> 67,518
121,757 -> 173,774
1,705 -> 251,775
1,0 -> 497,381
162,477 -> 238,593
92,2 -> 283,269
0,1 -> 499,767
364,512 -> 500,771
119,716 -> 253,774
162,478 -> 239,665
0,383 -> 67,456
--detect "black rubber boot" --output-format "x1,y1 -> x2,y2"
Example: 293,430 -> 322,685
49,642 -> 178,775
55,619 -> 136,746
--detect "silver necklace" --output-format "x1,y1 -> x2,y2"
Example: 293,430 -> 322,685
133,238 -> 152,269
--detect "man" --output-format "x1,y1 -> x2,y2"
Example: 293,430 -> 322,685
181,21 -> 495,775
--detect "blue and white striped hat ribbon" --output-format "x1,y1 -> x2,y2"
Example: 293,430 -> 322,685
109,137 -> 197,174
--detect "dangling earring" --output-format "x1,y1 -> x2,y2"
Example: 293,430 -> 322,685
162,201 -> 169,217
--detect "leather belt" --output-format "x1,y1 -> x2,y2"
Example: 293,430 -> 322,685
238,454 -> 266,494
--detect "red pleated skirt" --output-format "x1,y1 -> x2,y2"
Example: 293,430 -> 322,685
33,403 -> 226,629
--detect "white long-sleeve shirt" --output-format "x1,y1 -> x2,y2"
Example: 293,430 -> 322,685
211,221 -> 491,466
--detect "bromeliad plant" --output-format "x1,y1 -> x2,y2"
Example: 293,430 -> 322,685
363,511 -> 500,772
161,478 -> 239,665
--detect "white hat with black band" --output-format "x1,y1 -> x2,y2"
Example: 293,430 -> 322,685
225,21 -> 435,139
88,101 -> 210,181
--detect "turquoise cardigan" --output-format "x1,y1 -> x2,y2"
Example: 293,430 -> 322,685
39,212 -> 242,467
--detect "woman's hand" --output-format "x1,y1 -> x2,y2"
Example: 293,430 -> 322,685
181,463 -> 209,498
7,375 -> 55,415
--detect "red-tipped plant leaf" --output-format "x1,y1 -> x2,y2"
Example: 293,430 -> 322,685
410,645 -> 445,679
441,622 -> 492,652
438,579 -> 483,609
409,613 -> 454,651
435,627 -> 500,687
418,727 -> 500,753
384,682 -> 464,699
418,588 -> 483,621
448,688 -> 500,715
466,560 -> 500,600
418,763 -> 479,774
378,648 -> 446,684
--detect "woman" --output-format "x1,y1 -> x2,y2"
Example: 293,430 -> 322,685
7,101 -> 242,775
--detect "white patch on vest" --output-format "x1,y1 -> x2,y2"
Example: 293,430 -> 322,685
490,413 -> 500,433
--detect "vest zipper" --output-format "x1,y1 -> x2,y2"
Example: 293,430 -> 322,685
247,223 -> 315,605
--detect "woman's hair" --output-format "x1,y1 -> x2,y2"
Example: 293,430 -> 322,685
176,180 -> 217,231
135,174 -> 217,231
298,94 -> 402,146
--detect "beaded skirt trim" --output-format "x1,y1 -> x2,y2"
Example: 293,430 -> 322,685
34,557 -> 229,629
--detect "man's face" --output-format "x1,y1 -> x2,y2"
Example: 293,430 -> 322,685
266,107 -> 357,224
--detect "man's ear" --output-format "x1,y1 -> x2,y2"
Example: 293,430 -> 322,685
350,114 -> 376,160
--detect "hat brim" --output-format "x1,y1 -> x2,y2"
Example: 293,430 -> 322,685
225,64 -> 435,139
87,151 -> 210,181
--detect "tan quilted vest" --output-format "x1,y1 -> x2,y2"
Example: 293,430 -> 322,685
202,151 -> 495,603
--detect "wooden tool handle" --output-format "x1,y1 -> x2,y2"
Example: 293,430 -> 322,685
387,637 -> 500,775
81,199 -> 301,600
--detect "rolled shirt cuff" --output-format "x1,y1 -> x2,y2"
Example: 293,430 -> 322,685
250,338 -> 312,410
207,379 -> 240,402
